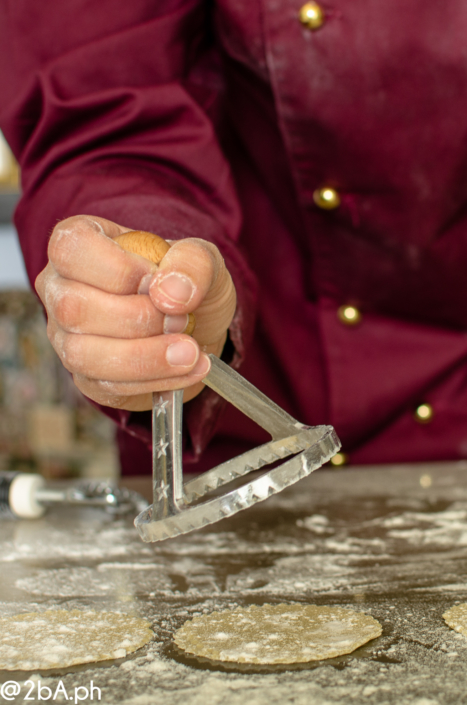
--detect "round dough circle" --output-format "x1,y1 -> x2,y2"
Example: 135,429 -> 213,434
174,603 -> 382,664
0,609 -> 153,671
443,603 -> 467,636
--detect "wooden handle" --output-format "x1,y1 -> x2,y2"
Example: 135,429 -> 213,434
114,230 -> 171,265
114,230 -> 196,335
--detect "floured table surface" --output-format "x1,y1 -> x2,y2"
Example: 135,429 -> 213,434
1,462 -> 467,704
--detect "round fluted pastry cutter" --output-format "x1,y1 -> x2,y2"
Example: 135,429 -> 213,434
114,231 -> 341,542
138,356 -> 341,542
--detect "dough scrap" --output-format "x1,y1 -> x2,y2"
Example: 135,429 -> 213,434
174,603 -> 382,664
0,609 -> 153,671
443,603 -> 467,636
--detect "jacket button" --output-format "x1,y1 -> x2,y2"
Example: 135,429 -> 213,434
337,305 -> 361,326
330,452 -> 349,467
414,403 -> 433,424
313,186 -> 340,210
299,2 -> 325,30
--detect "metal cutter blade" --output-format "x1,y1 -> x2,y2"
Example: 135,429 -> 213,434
134,355 -> 341,541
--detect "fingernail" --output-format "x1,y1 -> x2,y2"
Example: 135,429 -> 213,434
191,353 -> 211,377
138,274 -> 153,295
164,314 -> 189,334
158,273 -> 194,304
166,339 -> 198,367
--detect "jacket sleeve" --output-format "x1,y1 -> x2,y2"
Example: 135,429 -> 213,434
0,0 -> 258,460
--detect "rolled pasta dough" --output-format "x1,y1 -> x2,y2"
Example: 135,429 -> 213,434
443,603 -> 467,636
0,609 -> 153,670
174,603 -> 382,664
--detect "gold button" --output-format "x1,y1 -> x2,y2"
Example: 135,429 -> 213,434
330,452 -> 349,467
414,403 -> 434,424
313,186 -> 340,210
337,305 -> 361,326
299,2 -> 325,30
419,474 -> 432,488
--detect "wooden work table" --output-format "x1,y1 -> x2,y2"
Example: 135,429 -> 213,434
1,462 -> 467,704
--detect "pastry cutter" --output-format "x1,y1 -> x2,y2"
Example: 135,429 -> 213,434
115,232 -> 341,542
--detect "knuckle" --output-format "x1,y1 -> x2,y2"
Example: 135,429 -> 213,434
50,219 -> 69,242
59,332 -> 81,371
35,269 -> 45,299
52,290 -> 83,331
48,216 -> 96,270
35,264 -> 58,306
45,320 -> 56,347
48,218 -> 76,261
46,323 -> 73,369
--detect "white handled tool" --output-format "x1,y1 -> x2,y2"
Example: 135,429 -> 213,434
0,473 -> 147,519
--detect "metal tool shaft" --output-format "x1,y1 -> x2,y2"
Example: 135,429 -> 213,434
204,356 -> 305,439
151,390 -> 184,520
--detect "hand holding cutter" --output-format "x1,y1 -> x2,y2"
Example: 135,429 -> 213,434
116,231 -> 341,542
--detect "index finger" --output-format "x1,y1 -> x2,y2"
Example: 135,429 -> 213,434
48,215 -> 158,294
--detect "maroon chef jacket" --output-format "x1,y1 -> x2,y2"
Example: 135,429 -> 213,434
1,0 -> 467,473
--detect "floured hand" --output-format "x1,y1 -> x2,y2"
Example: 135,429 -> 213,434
35,215 -> 236,410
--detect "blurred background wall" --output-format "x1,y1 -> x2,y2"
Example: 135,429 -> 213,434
0,131 -> 119,482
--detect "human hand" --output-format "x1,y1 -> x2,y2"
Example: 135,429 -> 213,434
35,215 -> 237,411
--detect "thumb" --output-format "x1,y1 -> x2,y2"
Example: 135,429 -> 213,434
149,238 -> 236,347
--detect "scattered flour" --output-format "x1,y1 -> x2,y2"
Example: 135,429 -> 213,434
16,565 -> 172,598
